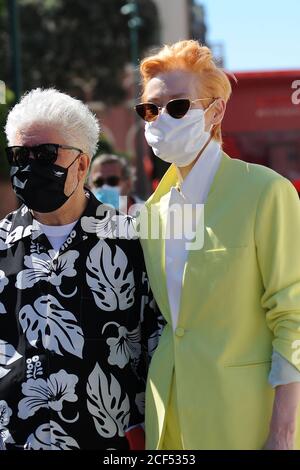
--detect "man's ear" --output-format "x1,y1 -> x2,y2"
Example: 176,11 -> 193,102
78,154 -> 90,179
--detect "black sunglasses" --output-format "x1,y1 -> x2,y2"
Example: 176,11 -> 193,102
134,97 -> 215,122
93,176 -> 121,188
5,143 -> 83,167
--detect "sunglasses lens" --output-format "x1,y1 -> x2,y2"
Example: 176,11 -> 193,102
94,176 -> 120,188
94,177 -> 104,188
6,147 -> 30,166
6,144 -> 59,166
135,103 -> 158,122
107,176 -> 120,187
167,99 -> 190,119
35,144 -> 58,164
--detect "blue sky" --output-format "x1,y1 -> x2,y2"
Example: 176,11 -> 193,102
196,0 -> 300,71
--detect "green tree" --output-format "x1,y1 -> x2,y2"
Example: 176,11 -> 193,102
0,0 -> 159,103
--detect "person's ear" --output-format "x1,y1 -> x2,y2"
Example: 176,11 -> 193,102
211,98 -> 226,126
78,154 -> 90,179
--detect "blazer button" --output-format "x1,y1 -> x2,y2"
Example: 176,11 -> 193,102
175,327 -> 185,337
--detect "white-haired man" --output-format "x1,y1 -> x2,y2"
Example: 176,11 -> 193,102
0,88 -> 162,450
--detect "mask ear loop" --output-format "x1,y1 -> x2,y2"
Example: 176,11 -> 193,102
65,153 -> 83,197
66,153 -> 82,169
204,98 -> 219,133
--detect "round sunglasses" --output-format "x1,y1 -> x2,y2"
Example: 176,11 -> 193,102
134,97 -> 215,122
5,143 -> 83,167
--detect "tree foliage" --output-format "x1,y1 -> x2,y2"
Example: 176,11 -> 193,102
0,0 -> 159,103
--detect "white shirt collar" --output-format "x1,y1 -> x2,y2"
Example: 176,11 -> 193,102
176,139 -> 221,204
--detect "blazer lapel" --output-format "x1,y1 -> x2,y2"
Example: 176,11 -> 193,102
178,152 -> 230,320
142,164 -> 178,325
143,153 -> 231,326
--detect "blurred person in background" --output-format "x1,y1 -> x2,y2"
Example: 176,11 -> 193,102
136,40 -> 300,450
89,153 -> 144,215
0,88 -> 161,450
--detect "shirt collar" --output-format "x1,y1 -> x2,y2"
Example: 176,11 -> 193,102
6,188 -> 104,246
179,139 -> 221,204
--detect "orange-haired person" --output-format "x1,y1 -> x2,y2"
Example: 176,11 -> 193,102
135,40 -> 300,450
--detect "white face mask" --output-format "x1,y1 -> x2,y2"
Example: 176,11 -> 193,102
144,101 -> 216,167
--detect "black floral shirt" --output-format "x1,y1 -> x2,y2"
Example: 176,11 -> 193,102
0,191 -> 163,450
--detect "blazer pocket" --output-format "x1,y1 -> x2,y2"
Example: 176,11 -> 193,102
224,359 -> 272,368
201,246 -> 249,285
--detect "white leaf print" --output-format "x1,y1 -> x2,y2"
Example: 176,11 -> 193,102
0,218 -> 12,250
0,271 -> 8,314
19,295 -> 84,358
0,340 -> 22,366
0,271 -> 8,293
87,363 -> 130,438
16,250 -> 79,289
18,369 -> 78,420
102,322 -> 141,369
6,224 -> 30,245
25,421 -> 79,450
86,240 -> 135,311
0,367 -> 10,379
21,205 -> 29,216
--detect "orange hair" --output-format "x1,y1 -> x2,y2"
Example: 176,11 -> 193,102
140,40 -> 232,143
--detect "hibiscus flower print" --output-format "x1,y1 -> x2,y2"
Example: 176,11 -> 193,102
15,250 -> 79,289
18,369 -> 78,420
111,214 -> 138,240
0,400 -> 13,448
102,322 -> 141,369
0,400 -> 12,428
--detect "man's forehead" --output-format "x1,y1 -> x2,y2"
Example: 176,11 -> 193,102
92,161 -> 122,174
14,126 -> 65,146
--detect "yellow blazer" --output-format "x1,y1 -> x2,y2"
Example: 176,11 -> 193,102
140,153 -> 300,450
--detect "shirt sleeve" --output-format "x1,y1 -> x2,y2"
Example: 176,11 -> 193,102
140,281 -> 165,378
269,349 -> 300,388
255,177 -> 300,371
126,255 -> 165,433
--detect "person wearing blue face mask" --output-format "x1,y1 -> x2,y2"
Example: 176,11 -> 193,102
89,153 -> 144,214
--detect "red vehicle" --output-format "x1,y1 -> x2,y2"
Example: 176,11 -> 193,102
222,70 -> 300,190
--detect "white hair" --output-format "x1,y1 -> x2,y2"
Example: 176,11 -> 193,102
5,88 -> 100,157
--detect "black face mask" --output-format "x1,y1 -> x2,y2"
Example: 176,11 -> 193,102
10,156 -> 80,213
